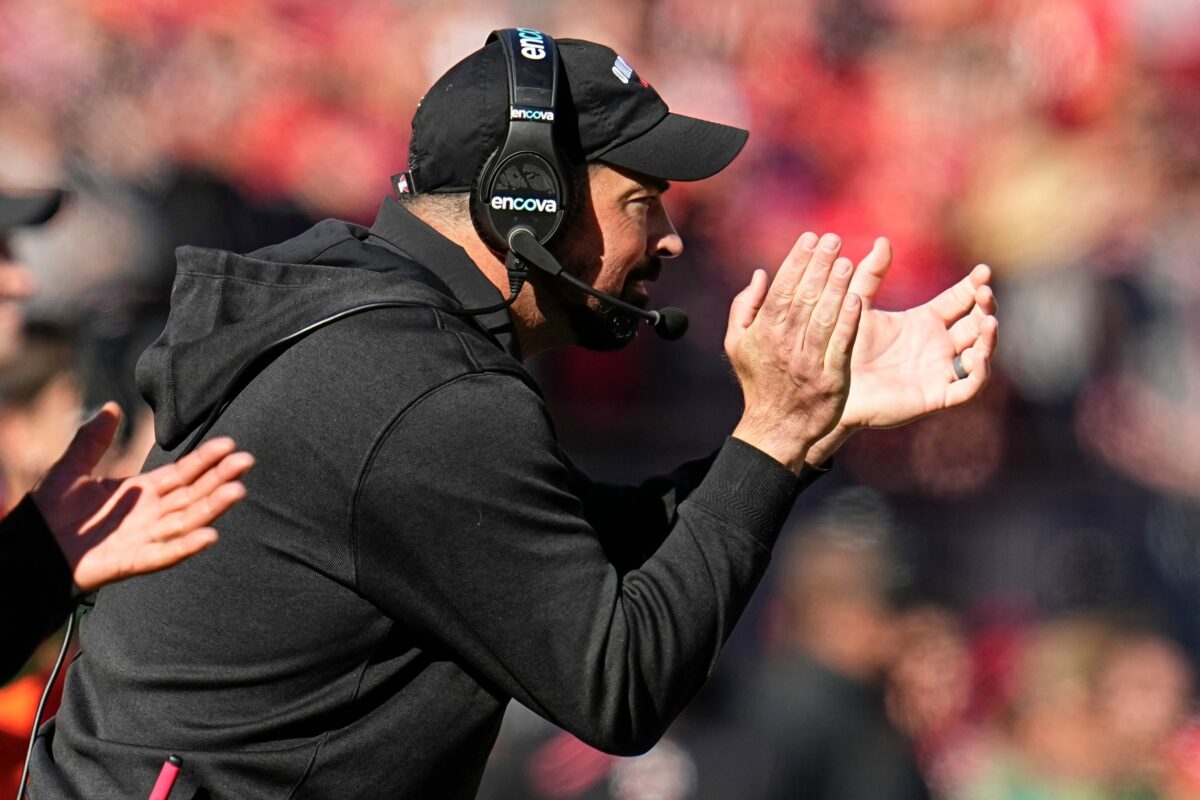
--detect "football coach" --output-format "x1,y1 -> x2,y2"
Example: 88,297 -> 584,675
29,29 -> 996,799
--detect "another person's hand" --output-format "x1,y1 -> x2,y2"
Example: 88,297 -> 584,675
31,402 -> 254,591
806,239 -> 999,463
725,232 -> 862,472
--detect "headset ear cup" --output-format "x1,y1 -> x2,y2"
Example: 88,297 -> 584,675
475,151 -> 568,249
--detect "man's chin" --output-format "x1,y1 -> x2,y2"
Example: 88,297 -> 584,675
566,298 -> 639,352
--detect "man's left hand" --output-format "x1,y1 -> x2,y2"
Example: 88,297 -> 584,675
800,238 -> 999,463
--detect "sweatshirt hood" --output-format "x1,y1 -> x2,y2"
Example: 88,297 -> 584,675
137,227 -> 464,450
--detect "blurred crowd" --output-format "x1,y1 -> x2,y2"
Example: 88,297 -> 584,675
1,0 -> 1198,796
479,497 -> 1200,799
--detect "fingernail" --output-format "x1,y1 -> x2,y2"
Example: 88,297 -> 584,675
844,294 -> 860,309
835,258 -> 851,276
822,234 -> 841,252
800,232 -> 818,249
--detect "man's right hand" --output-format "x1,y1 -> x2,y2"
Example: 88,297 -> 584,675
724,232 -> 861,473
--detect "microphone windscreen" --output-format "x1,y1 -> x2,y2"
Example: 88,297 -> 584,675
654,307 -> 689,340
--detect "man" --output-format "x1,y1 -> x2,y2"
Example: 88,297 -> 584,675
30,32 -> 996,799
0,189 -> 61,367
745,513 -> 930,799
0,322 -> 83,512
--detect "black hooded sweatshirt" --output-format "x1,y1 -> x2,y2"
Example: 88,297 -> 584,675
29,199 -> 812,799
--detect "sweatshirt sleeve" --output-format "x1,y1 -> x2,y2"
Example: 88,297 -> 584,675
353,371 -> 805,755
562,451 -> 717,575
0,494 -> 75,682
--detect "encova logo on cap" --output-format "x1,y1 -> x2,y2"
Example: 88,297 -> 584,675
490,196 -> 559,213
612,56 -> 650,88
517,28 -> 546,60
511,106 -> 556,122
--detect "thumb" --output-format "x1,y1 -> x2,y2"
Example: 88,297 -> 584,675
726,269 -> 769,338
49,401 -> 122,480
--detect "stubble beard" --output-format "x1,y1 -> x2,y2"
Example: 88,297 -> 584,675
543,248 -> 654,352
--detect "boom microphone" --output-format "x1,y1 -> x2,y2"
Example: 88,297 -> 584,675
507,228 -> 689,341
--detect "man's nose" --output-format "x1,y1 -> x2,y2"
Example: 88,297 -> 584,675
650,206 -> 683,260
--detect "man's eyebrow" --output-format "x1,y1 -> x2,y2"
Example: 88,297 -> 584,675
625,177 -> 670,198
646,177 -> 670,194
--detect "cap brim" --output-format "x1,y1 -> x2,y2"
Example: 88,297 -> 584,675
598,113 -> 748,182
0,189 -> 66,230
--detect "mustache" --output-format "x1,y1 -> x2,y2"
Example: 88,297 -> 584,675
626,258 -> 662,285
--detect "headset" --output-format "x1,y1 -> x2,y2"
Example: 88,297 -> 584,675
471,28 -> 571,254
398,27 -> 688,340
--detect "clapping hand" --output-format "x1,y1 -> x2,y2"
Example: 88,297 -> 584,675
805,237 -> 998,462
725,232 -> 863,472
724,233 -> 998,467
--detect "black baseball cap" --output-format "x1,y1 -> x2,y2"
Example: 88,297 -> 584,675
406,36 -> 748,193
0,188 -> 65,231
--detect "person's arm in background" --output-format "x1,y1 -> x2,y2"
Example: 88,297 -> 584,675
1,402 -> 253,681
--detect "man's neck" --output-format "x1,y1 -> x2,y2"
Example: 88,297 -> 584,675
406,204 -> 569,358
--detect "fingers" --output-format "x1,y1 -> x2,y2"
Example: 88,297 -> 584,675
754,231 -> 855,364
946,351 -> 992,406
790,233 -> 843,329
824,293 -> 863,376
726,268 -> 769,338
760,232 -> 819,324
848,237 -> 892,308
149,436 -> 240,493
960,314 -> 999,372
929,264 -> 992,323
160,450 -> 255,513
803,255 -> 855,357
948,285 -> 998,352
949,292 -> 993,349
163,479 -> 248,534
947,315 -> 998,403
973,283 -> 997,317
50,402 -> 123,477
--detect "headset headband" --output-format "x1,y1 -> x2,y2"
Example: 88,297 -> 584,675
491,28 -> 559,111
